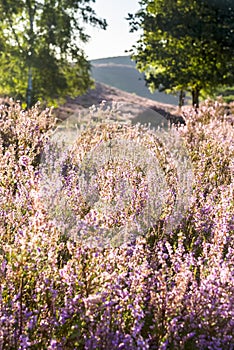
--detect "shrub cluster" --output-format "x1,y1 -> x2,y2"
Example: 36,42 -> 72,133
0,100 -> 233,349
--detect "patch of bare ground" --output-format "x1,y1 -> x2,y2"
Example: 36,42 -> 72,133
54,82 -> 185,128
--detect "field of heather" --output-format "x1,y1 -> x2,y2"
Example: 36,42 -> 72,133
0,99 -> 233,349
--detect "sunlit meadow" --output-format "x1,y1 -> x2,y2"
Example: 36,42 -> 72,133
0,99 -> 233,349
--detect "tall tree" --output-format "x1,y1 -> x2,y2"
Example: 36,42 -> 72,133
0,0 -> 107,107
128,0 -> 234,107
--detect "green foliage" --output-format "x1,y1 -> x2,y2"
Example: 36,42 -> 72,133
0,0 -> 107,107
128,0 -> 234,107
215,86 -> 234,103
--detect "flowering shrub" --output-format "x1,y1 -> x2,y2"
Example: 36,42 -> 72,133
0,99 -> 233,349
39,119 -> 192,247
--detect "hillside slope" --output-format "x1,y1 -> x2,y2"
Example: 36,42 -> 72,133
55,82 -> 185,128
90,56 -> 179,106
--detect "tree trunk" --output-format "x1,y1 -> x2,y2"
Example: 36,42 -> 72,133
26,0 -> 35,109
26,66 -> 33,108
192,87 -> 200,108
179,90 -> 185,108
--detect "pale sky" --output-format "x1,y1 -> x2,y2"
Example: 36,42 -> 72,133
84,0 -> 141,60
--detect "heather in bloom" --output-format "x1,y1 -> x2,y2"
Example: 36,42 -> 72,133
40,115 -> 192,247
0,99 -> 233,349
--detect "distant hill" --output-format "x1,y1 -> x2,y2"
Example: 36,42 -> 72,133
90,56 -> 179,106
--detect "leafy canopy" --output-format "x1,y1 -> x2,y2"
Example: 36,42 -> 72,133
128,0 -> 234,107
0,0 -> 107,107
